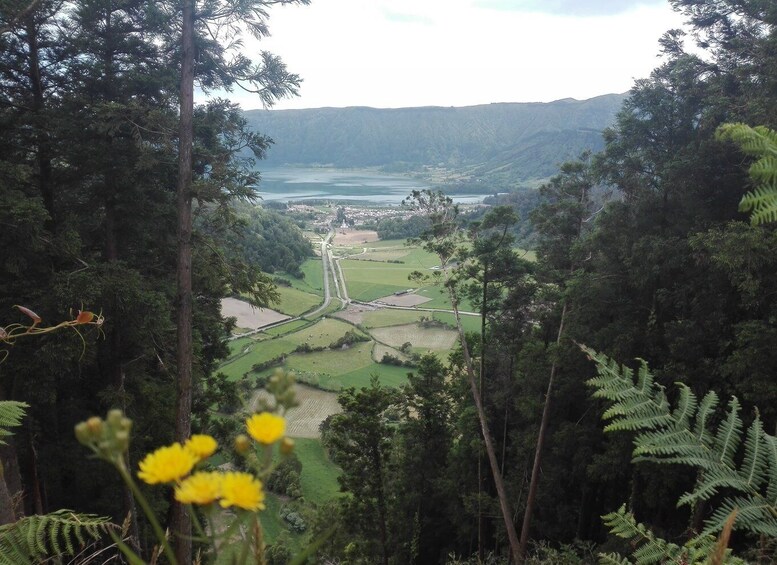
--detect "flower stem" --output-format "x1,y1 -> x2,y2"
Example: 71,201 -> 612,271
116,464 -> 178,565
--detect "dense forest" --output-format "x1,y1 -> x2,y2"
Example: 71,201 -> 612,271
1,0 -> 777,564
0,0 -> 309,562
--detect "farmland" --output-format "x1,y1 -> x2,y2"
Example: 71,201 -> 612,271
219,228 -> 497,544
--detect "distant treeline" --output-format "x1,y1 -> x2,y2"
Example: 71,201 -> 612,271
221,204 -> 314,278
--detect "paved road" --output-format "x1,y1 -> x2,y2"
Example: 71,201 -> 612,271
306,229 -> 336,318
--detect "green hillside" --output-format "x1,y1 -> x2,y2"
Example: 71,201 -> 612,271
243,94 -> 625,183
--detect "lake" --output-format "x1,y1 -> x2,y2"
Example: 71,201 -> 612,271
253,167 -> 485,205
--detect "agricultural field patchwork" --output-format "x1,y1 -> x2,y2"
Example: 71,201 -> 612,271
219,317 -> 362,380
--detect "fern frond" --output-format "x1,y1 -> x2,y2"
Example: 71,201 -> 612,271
693,391 -> 718,446
0,400 -> 28,445
741,414 -> 768,490
598,553 -> 630,565
766,434 -> 777,507
602,505 -> 684,564
713,398 -> 743,469
717,123 -> 777,225
584,347 -> 777,540
705,496 -> 777,538
672,384 -> 697,429
0,510 -> 113,565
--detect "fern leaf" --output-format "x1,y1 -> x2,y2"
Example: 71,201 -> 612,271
713,397 -> 743,470
740,415 -> 768,491
602,506 -> 683,564
584,347 -> 777,544
693,391 -> 718,447
0,400 -> 28,445
598,553 -> 630,565
766,434 -> 777,507
0,510 -> 113,565
704,496 -> 777,538
672,384 -> 699,430
717,123 -> 777,225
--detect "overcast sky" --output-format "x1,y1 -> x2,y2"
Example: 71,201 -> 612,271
218,0 -> 687,110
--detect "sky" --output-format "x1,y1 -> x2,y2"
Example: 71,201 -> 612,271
217,0 -> 688,110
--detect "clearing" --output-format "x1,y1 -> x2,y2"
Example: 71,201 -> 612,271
332,228 -> 379,245
221,297 -> 290,329
369,323 -> 458,351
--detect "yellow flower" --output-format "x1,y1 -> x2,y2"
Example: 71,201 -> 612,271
184,434 -> 217,461
246,412 -> 285,445
137,443 -> 198,484
219,471 -> 265,511
174,472 -> 222,505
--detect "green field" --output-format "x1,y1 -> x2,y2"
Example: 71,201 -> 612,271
286,343 -> 373,375
274,286 -> 322,316
338,363 -> 411,388
360,309 -> 427,328
279,259 -> 324,295
220,318 -> 360,380
263,319 -> 311,336
293,438 -> 342,504
434,311 -> 482,334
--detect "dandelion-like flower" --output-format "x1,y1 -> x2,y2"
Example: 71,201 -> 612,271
137,443 -> 198,484
219,472 -> 265,511
184,434 -> 217,461
174,472 -> 222,505
246,412 -> 285,445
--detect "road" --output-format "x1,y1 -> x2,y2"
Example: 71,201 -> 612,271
306,229 -> 338,318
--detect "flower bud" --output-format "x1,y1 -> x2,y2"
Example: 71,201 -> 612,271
86,416 -> 103,437
280,437 -> 295,456
74,422 -> 92,445
234,434 -> 251,455
107,409 -> 124,427
113,430 -> 130,453
120,417 -> 132,432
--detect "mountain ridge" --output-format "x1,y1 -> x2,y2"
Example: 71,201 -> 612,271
243,92 -> 627,185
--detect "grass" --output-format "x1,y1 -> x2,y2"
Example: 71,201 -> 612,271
369,238 -> 408,248
263,319 -> 311,336
338,362 -> 411,388
227,337 -> 255,358
219,318 -> 362,381
292,438 -> 342,505
278,259 -> 324,296
361,309 -> 427,328
286,344 -> 374,376
274,286 -> 322,317
369,323 -> 457,351
259,493 -> 285,542
434,311 -> 482,334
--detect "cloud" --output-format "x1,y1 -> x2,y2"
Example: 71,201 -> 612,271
475,0 -> 666,17
383,10 -> 433,25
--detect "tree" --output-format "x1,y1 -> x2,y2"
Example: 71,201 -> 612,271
518,156 -> 595,560
170,0 -> 307,557
405,189 -> 523,564
322,377 -> 398,565
391,354 -> 455,564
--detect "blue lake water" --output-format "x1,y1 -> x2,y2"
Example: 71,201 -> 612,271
253,167 -> 484,205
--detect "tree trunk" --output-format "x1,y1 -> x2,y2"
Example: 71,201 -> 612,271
171,0 -> 194,560
518,302 -> 567,562
25,17 -> 55,227
445,280 -> 521,564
